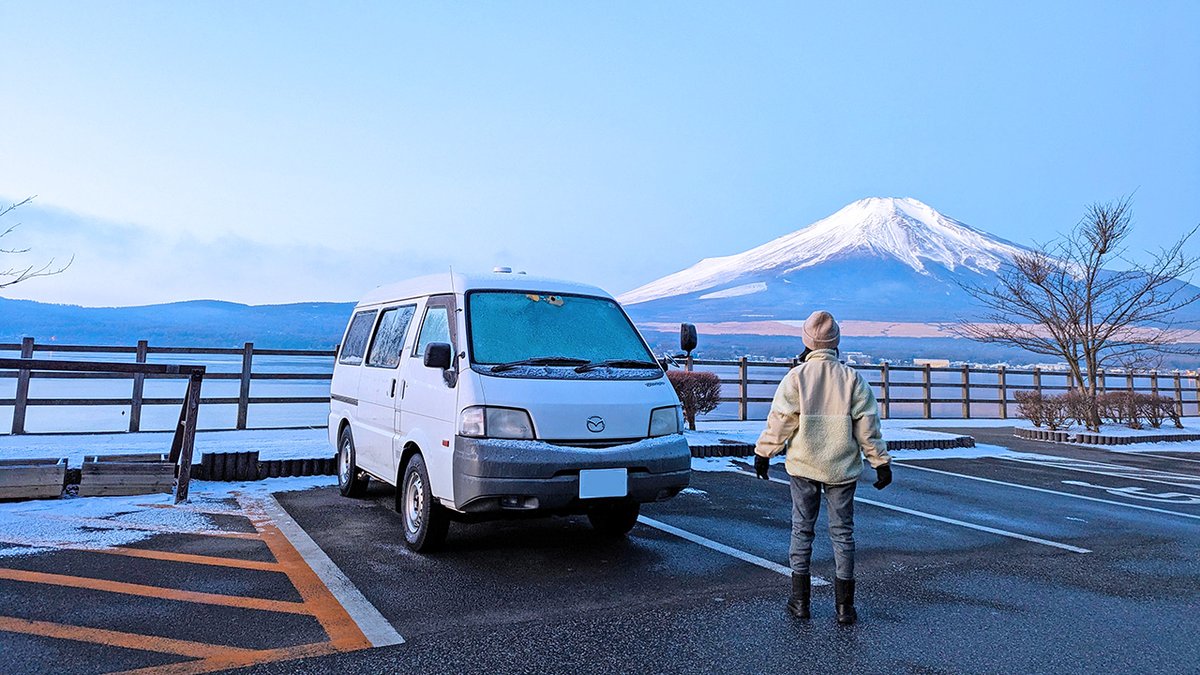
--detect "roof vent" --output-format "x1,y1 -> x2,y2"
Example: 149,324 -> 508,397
492,266 -> 513,274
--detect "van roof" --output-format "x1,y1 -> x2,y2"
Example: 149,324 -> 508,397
356,271 -> 614,307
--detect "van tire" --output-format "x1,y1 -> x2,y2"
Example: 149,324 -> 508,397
398,454 -> 450,552
587,502 -> 640,537
337,427 -> 369,498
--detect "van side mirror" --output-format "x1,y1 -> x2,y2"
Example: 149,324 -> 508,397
423,342 -> 453,370
680,323 -> 698,354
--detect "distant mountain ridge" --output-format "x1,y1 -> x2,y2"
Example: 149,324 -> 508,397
0,297 -> 354,349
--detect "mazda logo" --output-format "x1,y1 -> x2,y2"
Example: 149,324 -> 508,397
586,416 -> 605,433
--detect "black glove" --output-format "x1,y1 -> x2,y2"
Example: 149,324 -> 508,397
873,464 -> 892,490
754,454 -> 771,480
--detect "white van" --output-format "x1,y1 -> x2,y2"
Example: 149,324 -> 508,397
328,270 -> 692,551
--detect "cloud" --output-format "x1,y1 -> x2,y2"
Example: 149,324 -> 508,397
0,199 -> 454,306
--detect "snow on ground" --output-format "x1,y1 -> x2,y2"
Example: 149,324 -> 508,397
1,420 -> 983,465
0,428 -> 331,467
690,443 -> 1039,474
685,419 -> 974,448
0,475 -> 335,558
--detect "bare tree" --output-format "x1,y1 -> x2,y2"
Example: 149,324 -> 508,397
956,197 -> 1200,431
1,196 -> 72,290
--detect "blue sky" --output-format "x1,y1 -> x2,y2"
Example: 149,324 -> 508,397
1,1 -> 1197,306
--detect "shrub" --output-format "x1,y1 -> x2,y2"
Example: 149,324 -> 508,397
1015,391 -> 1073,431
1063,389 -> 1094,427
667,370 -> 722,431
1042,395 -> 1072,431
1014,391 -> 1046,427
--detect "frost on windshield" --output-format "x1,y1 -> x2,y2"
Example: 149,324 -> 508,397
468,292 -> 653,368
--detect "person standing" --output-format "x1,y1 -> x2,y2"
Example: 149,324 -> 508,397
753,310 -> 892,625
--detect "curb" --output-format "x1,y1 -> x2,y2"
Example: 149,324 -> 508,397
194,451 -> 337,481
1014,427 -> 1200,446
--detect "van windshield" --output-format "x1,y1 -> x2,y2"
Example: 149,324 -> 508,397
467,291 -> 658,378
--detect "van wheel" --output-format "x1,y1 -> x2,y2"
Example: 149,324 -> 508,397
587,502 -> 640,537
398,454 -> 449,552
337,427 -> 369,498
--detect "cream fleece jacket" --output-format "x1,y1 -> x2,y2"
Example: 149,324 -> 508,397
754,350 -> 890,484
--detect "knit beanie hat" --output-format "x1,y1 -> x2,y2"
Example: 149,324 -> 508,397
802,310 -> 841,351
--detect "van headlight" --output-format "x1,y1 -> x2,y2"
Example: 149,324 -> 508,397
459,406 -> 536,440
648,406 -> 683,437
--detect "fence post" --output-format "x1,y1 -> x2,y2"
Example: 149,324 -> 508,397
738,356 -> 748,421
961,365 -> 971,419
173,370 -> 204,504
10,337 -> 34,435
923,363 -> 932,419
129,340 -> 148,432
1174,373 -> 1183,416
1034,367 -> 1042,397
1098,368 -> 1106,394
685,353 -> 693,372
998,366 -> 1008,419
881,363 -> 891,420
1151,371 -> 1159,397
1126,371 -> 1135,394
237,342 -> 254,430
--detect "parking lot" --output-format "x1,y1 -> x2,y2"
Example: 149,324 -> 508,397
2,426 -> 1198,674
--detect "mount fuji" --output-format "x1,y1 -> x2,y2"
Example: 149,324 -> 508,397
620,197 -> 1033,326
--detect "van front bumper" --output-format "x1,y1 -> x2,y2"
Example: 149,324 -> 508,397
451,434 -> 691,513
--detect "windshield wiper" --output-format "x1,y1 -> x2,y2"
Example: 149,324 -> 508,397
574,359 -> 663,373
490,356 -> 590,373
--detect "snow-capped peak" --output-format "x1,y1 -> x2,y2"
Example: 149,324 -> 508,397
620,197 -> 1029,305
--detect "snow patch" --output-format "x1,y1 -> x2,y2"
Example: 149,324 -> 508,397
698,282 -> 767,300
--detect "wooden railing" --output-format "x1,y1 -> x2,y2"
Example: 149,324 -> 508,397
1,337 -> 334,435
4,336 -> 1197,430
0,356 -> 205,502
674,355 -> 1199,421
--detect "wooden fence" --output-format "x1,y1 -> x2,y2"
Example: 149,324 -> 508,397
0,356 -> 204,502
1,337 -> 334,435
676,355 -> 1200,421
3,337 -> 1198,433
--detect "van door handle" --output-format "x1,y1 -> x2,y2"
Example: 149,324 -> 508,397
399,379 -> 407,399
390,379 -> 397,398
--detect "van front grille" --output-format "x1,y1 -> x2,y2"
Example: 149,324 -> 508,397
544,438 -> 643,449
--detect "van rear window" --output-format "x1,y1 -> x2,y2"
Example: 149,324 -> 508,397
338,310 -> 378,366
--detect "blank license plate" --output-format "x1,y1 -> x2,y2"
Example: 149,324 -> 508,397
579,468 -> 628,499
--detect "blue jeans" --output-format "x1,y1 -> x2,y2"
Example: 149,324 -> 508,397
789,476 -> 857,580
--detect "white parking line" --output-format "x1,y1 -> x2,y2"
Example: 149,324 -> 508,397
752,474 -> 1091,554
637,516 -> 830,586
258,494 -> 405,647
999,456 -> 1200,490
895,462 -> 1200,521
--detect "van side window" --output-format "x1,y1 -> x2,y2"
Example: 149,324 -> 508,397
366,305 -> 416,368
338,310 -> 378,366
414,305 -> 451,357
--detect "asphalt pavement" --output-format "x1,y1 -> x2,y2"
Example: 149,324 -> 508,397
234,426 -> 1199,674
2,426 -> 1197,674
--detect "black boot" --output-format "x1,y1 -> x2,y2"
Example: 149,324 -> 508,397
786,573 -> 810,619
835,577 -> 857,625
